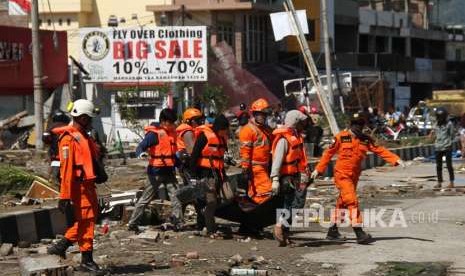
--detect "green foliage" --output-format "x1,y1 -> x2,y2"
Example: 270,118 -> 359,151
0,164 -> 34,194
198,84 -> 228,113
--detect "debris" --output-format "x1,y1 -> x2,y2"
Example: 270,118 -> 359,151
0,243 -> 13,256
456,221 -> 464,226
129,230 -> 160,242
40,239 -> 52,245
238,237 -> 251,243
229,254 -> 243,266
24,180 -> 59,200
230,268 -> 269,275
321,263 -> 335,269
254,256 -> 266,264
250,246 -> 258,251
169,257 -> 186,267
19,255 -> 70,276
186,251 -> 199,259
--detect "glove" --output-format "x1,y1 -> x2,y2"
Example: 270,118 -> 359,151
271,177 -> 280,196
396,159 -> 406,169
58,199 -> 72,214
310,169 -> 319,180
138,152 -> 149,159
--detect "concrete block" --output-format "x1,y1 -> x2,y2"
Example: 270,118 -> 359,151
33,209 -> 54,240
16,212 -> 38,243
19,255 -> 71,276
0,214 -> 19,244
0,243 -> 13,256
48,208 -> 67,236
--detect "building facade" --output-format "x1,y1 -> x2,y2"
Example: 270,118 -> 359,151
285,0 -> 461,111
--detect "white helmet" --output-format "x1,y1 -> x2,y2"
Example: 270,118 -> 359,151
69,99 -> 97,117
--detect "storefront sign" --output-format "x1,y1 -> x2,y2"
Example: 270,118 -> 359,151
80,26 -> 208,82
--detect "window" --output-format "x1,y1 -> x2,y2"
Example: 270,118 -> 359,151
38,19 -> 42,26
58,18 -> 63,26
244,14 -> 268,63
67,19 -> 71,26
217,22 -> 234,48
47,19 -> 51,26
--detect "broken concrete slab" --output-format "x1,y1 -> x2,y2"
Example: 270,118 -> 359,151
0,243 -> 13,256
19,255 -> 71,276
129,230 -> 160,242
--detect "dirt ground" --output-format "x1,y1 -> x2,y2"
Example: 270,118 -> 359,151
1,154 -> 465,275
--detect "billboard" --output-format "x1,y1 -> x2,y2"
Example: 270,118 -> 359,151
80,26 -> 208,83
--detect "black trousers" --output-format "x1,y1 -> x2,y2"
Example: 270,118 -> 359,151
436,149 -> 454,183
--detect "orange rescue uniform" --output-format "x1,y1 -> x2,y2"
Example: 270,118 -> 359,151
239,122 -> 273,204
315,130 -> 400,225
176,123 -> 195,154
59,125 -> 99,252
271,127 -> 308,176
145,126 -> 177,167
196,125 -> 226,171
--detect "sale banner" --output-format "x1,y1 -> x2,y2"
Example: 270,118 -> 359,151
80,26 -> 207,82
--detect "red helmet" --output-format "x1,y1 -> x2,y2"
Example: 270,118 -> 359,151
298,105 -> 310,116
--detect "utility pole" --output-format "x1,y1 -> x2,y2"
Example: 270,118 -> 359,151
284,0 -> 340,135
321,0 -> 334,106
31,0 -> 44,150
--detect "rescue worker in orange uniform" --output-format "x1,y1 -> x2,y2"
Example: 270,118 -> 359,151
312,113 -> 405,244
175,107 -> 205,229
128,108 -> 182,233
190,114 -> 230,237
239,98 -> 273,205
176,108 -> 204,156
271,110 -> 311,246
47,99 -> 104,274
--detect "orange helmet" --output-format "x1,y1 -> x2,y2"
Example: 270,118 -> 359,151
183,108 -> 202,121
250,98 -> 270,113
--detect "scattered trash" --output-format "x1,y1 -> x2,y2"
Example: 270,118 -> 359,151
186,251 -> 199,259
169,257 -> 186,268
321,263 -> 335,269
229,254 -> 243,266
456,221 -> 464,226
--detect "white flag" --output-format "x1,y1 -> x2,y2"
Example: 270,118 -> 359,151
8,0 -> 31,16
270,10 -> 309,41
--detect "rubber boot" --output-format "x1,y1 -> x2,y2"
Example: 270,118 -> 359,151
80,251 -> 104,275
47,238 -> 72,258
353,227 -> 373,245
326,224 -> 346,241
